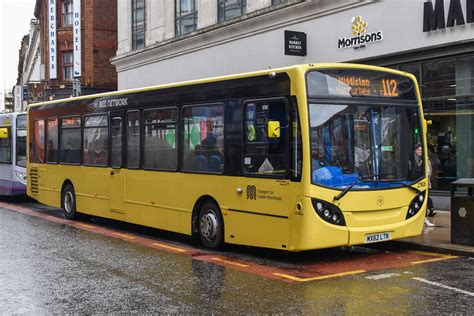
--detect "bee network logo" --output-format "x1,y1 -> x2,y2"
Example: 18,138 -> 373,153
338,16 -> 383,50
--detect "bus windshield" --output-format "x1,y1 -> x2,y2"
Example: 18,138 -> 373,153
309,103 -> 424,190
16,115 -> 27,168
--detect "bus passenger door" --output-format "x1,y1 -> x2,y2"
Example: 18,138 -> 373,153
109,115 -> 125,214
227,97 -> 292,249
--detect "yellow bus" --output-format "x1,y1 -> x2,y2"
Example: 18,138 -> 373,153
27,63 -> 429,251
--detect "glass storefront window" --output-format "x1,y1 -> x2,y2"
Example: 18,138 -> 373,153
393,55 -> 474,191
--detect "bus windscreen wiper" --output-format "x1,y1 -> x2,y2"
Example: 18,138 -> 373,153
377,179 -> 422,194
333,174 -> 377,202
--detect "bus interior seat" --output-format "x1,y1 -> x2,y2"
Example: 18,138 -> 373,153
195,155 -> 208,171
208,155 -> 222,172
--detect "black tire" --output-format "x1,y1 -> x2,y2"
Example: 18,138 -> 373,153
62,184 -> 79,220
198,201 -> 224,249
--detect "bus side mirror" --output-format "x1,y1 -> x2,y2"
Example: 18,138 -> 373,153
0,128 -> 9,138
268,121 -> 280,138
426,120 -> 432,125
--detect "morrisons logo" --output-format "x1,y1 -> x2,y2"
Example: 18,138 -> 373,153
338,16 -> 383,50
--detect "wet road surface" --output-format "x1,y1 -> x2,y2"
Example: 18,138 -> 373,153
1,198 -> 473,314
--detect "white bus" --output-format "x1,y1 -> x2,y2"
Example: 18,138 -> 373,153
0,113 -> 27,195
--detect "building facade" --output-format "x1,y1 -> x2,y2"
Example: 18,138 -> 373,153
15,19 -> 43,110
113,0 -> 474,206
34,0 -> 118,101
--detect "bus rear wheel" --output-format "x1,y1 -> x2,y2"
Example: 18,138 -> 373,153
198,202 -> 224,249
62,184 -> 79,220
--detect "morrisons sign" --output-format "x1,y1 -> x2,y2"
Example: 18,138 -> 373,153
423,0 -> 474,32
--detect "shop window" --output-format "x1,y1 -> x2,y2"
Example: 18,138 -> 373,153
176,0 -> 197,36
46,118 -> 59,163
182,105 -> 224,173
143,108 -> 178,170
126,111 -> 140,168
60,116 -> 81,164
218,0 -> 246,22
132,0 -> 146,50
394,56 -> 474,191
422,59 -> 456,99
83,115 -> 109,166
243,98 -> 288,177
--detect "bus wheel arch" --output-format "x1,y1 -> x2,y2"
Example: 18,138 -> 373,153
61,181 -> 79,220
192,196 -> 224,249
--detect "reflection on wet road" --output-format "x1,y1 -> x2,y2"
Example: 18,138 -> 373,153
1,198 -> 472,314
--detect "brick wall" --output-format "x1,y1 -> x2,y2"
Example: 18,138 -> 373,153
35,0 -> 117,95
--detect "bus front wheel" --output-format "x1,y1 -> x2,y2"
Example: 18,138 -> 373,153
198,202 -> 224,249
62,184 -> 78,220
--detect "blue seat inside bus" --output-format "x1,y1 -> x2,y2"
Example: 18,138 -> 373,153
208,155 -> 222,172
195,155 -> 208,171
312,166 -> 358,187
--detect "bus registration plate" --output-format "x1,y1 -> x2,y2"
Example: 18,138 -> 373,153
364,232 -> 391,244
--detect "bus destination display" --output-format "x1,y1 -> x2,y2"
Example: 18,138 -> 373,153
307,70 -> 417,100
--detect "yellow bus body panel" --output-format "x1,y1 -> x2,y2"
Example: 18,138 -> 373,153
27,63 -> 427,251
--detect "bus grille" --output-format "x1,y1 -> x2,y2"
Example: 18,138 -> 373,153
30,168 -> 39,195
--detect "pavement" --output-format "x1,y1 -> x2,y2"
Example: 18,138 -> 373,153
395,210 -> 474,257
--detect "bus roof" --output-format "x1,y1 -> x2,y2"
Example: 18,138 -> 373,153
28,63 -> 416,108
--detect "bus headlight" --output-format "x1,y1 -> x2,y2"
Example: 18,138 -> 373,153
311,198 -> 346,226
406,191 -> 427,220
15,171 -> 27,184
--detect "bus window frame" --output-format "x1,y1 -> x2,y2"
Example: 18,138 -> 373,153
126,110 -> 141,170
0,126 -> 12,164
110,114 -> 124,169
59,115 -> 82,165
46,117 -> 59,164
241,97 -> 290,179
82,113 -> 110,168
289,97 -> 303,182
142,106 -> 179,172
181,102 -> 225,175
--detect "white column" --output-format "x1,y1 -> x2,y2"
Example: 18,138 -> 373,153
246,0 -> 272,13
198,0 -> 218,29
117,0 -> 131,54
163,0 -> 176,40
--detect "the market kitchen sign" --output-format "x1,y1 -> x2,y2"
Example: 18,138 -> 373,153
423,0 -> 474,32
338,16 -> 383,50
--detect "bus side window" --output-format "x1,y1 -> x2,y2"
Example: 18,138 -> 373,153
182,104 -> 224,173
243,98 -> 288,177
59,117 -> 81,164
143,108 -> 178,170
83,114 -> 109,167
46,118 -> 59,163
32,120 -> 45,163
